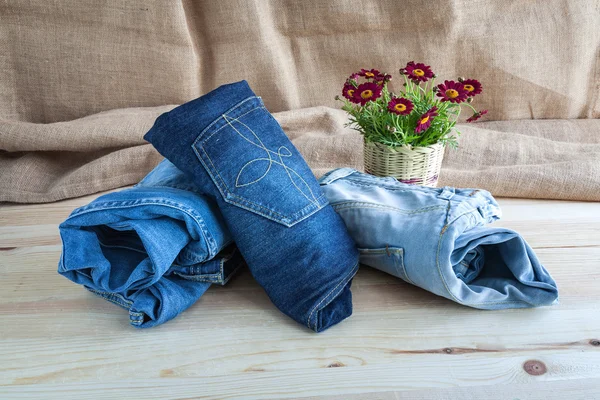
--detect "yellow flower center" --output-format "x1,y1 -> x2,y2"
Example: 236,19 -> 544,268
361,90 -> 373,99
365,72 -> 375,77
463,84 -> 474,92
394,103 -> 407,112
414,69 -> 425,76
347,89 -> 355,96
420,116 -> 430,125
446,89 -> 459,99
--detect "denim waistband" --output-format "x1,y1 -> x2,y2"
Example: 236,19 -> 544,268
320,168 -> 501,226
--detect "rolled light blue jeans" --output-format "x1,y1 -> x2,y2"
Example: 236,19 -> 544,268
320,168 -> 559,309
58,159 -> 243,328
144,81 -> 359,332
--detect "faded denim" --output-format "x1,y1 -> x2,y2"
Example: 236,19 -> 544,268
320,168 -> 559,309
58,159 -> 243,328
144,81 -> 359,332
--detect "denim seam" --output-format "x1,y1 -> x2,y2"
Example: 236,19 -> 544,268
221,183 -> 326,221
357,247 -> 401,254
447,206 -> 487,228
358,247 -> 412,284
318,168 -> 357,185
306,261 -> 359,331
175,256 -> 225,283
396,249 -> 414,285
66,200 -> 218,258
85,288 -> 148,316
343,175 -> 449,192
436,201 -> 464,304
174,245 -> 242,284
174,271 -> 223,282
341,179 -> 414,193
220,262 -> 243,285
332,202 -> 446,215
128,183 -> 223,256
341,178 -> 438,194
71,197 -> 191,215
137,183 -> 202,193
179,234 -> 232,264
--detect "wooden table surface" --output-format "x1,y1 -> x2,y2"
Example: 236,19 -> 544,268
1,193 -> 599,399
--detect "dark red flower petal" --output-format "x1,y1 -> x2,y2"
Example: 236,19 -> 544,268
462,79 -> 483,97
353,82 -> 382,105
387,97 -> 414,115
436,80 -> 468,103
403,61 -> 434,83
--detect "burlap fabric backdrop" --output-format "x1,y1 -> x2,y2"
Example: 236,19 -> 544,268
1,0 -> 599,202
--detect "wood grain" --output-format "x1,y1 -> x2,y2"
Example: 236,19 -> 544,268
0,194 -> 599,399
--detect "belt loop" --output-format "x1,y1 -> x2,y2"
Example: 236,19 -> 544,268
437,186 -> 455,200
318,168 -> 357,185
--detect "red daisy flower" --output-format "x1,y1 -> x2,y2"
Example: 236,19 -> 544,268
375,73 -> 392,85
415,106 -> 438,133
461,79 -> 483,97
358,68 -> 381,80
402,61 -> 434,83
353,82 -> 382,105
342,83 -> 359,103
436,80 -> 468,103
466,109 -> 488,123
387,97 -> 414,115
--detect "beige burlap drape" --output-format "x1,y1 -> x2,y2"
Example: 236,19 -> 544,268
1,0 -> 599,202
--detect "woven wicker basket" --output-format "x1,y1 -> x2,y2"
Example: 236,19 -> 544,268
363,140 -> 445,187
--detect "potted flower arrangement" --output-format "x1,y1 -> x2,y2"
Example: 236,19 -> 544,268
337,61 -> 487,186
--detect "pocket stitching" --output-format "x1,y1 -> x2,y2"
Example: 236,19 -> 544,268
395,249 -> 414,285
201,141 -> 326,223
192,98 -> 326,226
359,247 -> 413,284
194,96 -> 262,143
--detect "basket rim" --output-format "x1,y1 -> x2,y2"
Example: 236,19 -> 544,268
364,139 -> 445,155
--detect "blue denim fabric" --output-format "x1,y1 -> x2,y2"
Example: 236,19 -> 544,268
58,159 -> 244,328
320,168 -> 559,309
144,81 -> 359,332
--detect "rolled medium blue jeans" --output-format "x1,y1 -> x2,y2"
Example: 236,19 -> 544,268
58,159 -> 243,328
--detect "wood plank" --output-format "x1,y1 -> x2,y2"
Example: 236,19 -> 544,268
299,380 -> 600,400
1,307 -> 598,383
1,353 -> 599,399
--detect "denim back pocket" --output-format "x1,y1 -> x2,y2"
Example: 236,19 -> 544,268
358,246 -> 413,284
193,96 -> 327,227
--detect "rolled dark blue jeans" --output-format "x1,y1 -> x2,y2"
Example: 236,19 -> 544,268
58,160 -> 244,328
144,81 -> 359,332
